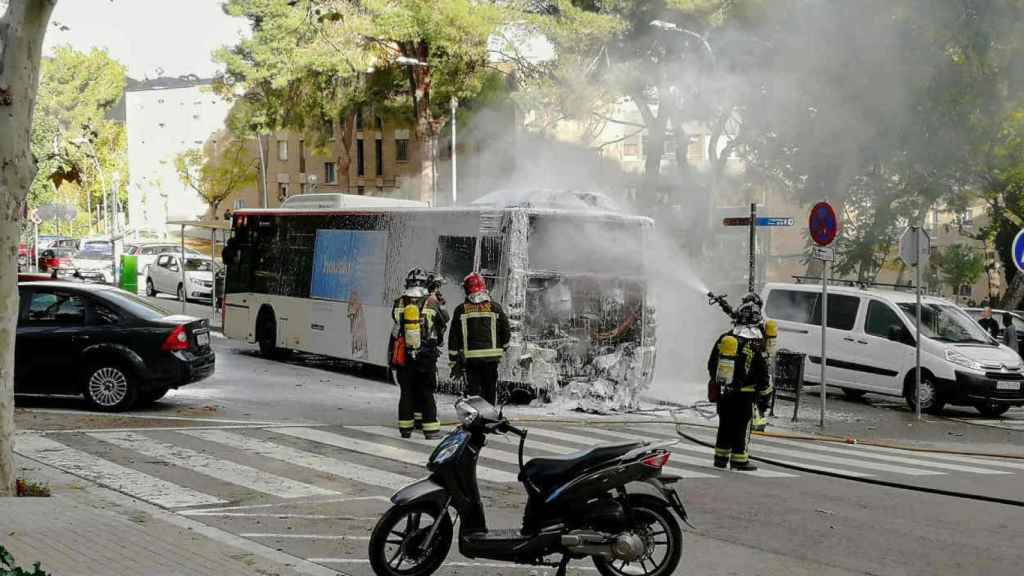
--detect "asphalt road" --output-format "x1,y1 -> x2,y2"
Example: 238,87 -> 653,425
13,301 -> 1024,576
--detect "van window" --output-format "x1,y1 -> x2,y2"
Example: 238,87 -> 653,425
865,300 -> 904,338
766,290 -> 817,324
813,294 -> 860,331
766,289 -> 859,330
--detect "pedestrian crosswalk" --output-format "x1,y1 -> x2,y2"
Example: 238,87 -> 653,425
14,421 -> 1024,512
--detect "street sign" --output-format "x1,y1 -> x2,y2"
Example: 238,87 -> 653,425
898,226 -> 930,269
723,217 -> 751,226
756,217 -> 794,227
1013,229 -> 1024,273
809,202 -> 839,246
813,246 -> 834,261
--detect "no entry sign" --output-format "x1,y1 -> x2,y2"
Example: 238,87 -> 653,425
809,202 -> 838,246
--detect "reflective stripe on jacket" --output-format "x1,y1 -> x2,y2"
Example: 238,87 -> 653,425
448,300 -> 511,364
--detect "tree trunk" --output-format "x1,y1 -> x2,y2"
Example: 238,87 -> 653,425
1001,270 -> 1024,310
402,41 -> 444,205
0,0 -> 57,497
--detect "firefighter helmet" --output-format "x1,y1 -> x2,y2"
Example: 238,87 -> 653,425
405,268 -> 429,289
463,272 -> 487,296
426,271 -> 446,292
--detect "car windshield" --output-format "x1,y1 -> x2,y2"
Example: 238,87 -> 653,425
95,289 -> 166,321
184,259 -> 215,272
50,248 -> 75,258
897,303 -> 994,344
81,242 -> 112,254
74,250 -> 111,261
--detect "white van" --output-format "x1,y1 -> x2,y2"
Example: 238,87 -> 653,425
762,282 -> 1024,416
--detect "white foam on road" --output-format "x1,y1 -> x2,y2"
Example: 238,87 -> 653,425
89,431 -> 334,499
181,429 -> 416,491
270,426 -> 519,484
15,435 -> 225,508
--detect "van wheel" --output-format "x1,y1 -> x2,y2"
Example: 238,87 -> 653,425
841,388 -> 867,401
975,402 -> 1010,417
905,376 -> 945,414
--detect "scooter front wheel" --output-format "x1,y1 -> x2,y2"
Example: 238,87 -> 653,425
593,495 -> 683,576
369,502 -> 453,576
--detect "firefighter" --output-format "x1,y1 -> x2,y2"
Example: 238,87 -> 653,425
448,272 -> 511,406
390,268 -> 446,439
708,296 -> 770,471
751,318 -> 777,432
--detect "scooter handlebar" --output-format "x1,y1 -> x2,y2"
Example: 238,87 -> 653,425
502,422 -> 527,438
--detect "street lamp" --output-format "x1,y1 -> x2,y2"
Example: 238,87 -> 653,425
394,56 -> 458,206
649,20 -> 716,67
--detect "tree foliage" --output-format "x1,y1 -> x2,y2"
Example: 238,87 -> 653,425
174,138 -> 258,218
934,244 -> 986,296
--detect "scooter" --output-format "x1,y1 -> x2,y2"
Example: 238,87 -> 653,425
368,396 -> 689,576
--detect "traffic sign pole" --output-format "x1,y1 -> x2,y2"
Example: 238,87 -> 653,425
749,202 -> 757,293
809,201 -> 839,428
916,246 -> 922,421
821,258 -> 828,427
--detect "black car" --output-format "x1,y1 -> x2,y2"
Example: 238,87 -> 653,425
15,281 -> 215,411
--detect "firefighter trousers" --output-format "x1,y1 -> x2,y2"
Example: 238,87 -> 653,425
465,362 -> 500,406
397,367 -> 439,435
715,391 -> 755,464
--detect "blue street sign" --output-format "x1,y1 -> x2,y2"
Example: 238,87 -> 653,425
1013,229 -> 1024,273
756,217 -> 794,227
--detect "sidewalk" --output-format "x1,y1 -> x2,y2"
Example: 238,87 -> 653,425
2,455 -> 340,576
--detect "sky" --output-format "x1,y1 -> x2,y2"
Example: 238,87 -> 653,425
42,0 -> 248,80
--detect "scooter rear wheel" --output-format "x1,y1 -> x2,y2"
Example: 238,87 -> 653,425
369,502 -> 453,576
593,495 -> 682,576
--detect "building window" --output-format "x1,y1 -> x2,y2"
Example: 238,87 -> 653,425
375,139 -> 383,176
324,162 -> 337,184
357,139 -> 365,176
357,186 -> 365,195
396,138 -> 410,163
300,183 -> 308,195
959,284 -> 972,297
277,183 -> 289,201
375,115 -> 383,131
356,109 -> 364,131
233,199 -> 247,210
299,139 -> 305,173
277,140 -> 288,161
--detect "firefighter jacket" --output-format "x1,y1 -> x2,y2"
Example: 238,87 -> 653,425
448,298 -> 511,365
389,294 -> 447,370
707,331 -> 772,398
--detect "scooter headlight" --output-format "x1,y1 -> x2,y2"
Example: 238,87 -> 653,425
455,399 -> 479,426
430,431 -> 466,465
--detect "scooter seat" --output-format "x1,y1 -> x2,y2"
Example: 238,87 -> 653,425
521,442 -> 643,494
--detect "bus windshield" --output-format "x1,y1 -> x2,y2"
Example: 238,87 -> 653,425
527,215 -> 645,277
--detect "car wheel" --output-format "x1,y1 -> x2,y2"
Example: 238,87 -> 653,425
905,376 -> 945,415
83,363 -> 139,412
177,283 -> 185,302
842,387 -> 867,401
146,278 -> 157,297
975,401 -> 1010,417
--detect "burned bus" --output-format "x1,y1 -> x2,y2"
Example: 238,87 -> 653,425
222,192 -> 656,401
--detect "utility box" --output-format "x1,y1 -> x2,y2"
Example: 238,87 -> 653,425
120,254 -> 138,294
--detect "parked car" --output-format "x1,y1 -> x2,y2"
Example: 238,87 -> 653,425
15,281 -> 215,411
964,307 -> 1024,358
762,282 -> 1024,416
17,244 -> 29,271
71,248 -> 115,284
126,243 -> 202,276
146,253 -> 220,302
37,247 -> 75,273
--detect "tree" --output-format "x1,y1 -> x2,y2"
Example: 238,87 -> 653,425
937,244 -> 985,298
0,0 -> 57,497
175,137 -> 258,219
218,0 -> 507,204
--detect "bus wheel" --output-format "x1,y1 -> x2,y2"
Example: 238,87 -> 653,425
257,310 -> 291,360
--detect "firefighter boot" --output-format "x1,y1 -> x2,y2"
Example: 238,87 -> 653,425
730,453 -> 758,471
713,448 -> 730,469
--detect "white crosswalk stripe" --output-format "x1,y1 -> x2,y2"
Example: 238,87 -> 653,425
15,435 -> 225,508
180,429 -> 416,490
528,425 -> 797,478
353,425 -> 719,479
270,426 -> 519,484
89,431 -> 334,498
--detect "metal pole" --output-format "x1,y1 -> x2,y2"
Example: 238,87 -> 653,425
210,227 -> 217,322
820,260 -> 828,427
110,176 -> 119,283
32,222 -> 38,272
748,202 -> 756,293
915,234 -> 923,421
181,224 -> 187,314
451,96 -> 457,206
